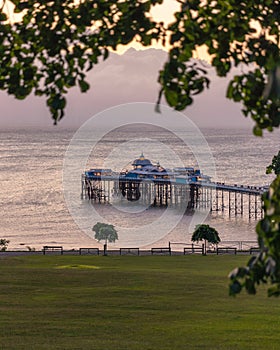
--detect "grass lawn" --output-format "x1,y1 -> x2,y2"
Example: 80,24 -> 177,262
0,255 -> 279,349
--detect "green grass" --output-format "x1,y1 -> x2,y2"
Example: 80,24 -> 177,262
0,255 -> 279,349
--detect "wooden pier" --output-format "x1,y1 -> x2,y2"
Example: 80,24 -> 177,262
81,174 -> 265,219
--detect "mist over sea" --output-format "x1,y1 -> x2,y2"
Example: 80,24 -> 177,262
1,126 -> 279,250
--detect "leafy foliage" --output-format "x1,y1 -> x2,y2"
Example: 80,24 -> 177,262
0,238 -> 10,251
192,224 -> 220,244
266,151 -> 280,175
159,0 -> 280,135
92,222 -> 118,244
0,0 -> 164,123
191,224 -> 220,254
2,1 -> 280,131
229,176 -> 280,296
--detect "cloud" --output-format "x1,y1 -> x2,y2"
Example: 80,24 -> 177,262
0,48 -> 252,129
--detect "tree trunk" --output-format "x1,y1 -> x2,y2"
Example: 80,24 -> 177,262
103,241 -> 107,256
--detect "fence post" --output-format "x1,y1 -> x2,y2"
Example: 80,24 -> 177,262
202,243 -> 205,255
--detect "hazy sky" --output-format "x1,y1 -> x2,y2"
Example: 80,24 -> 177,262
0,47 -> 252,130
0,0 -> 256,130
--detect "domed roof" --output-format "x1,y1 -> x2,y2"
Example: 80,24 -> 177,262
132,153 -> 152,167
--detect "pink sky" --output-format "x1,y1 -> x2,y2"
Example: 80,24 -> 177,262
0,48 -> 252,130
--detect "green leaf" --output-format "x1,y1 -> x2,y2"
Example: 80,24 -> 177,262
253,126 -> 263,137
17,2 -> 29,10
78,80 -> 90,93
0,13 -> 7,21
23,67 -> 34,80
229,281 -> 242,296
103,48 -> 109,61
164,88 -> 178,106
245,278 -> 256,294
226,83 -> 234,99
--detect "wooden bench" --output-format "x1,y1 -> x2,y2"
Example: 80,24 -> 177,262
151,247 -> 171,255
120,248 -> 140,256
184,247 -> 204,255
79,248 -> 100,255
216,247 -> 237,255
43,246 -> 63,255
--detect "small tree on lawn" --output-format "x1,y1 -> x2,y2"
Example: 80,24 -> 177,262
0,239 -> 10,251
191,224 -> 220,255
92,222 -> 118,246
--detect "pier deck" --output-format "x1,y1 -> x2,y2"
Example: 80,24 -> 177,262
81,174 -> 266,219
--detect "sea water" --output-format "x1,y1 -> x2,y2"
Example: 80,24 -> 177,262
0,127 -> 279,250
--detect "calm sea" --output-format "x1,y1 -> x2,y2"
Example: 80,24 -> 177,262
1,127 -> 279,250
